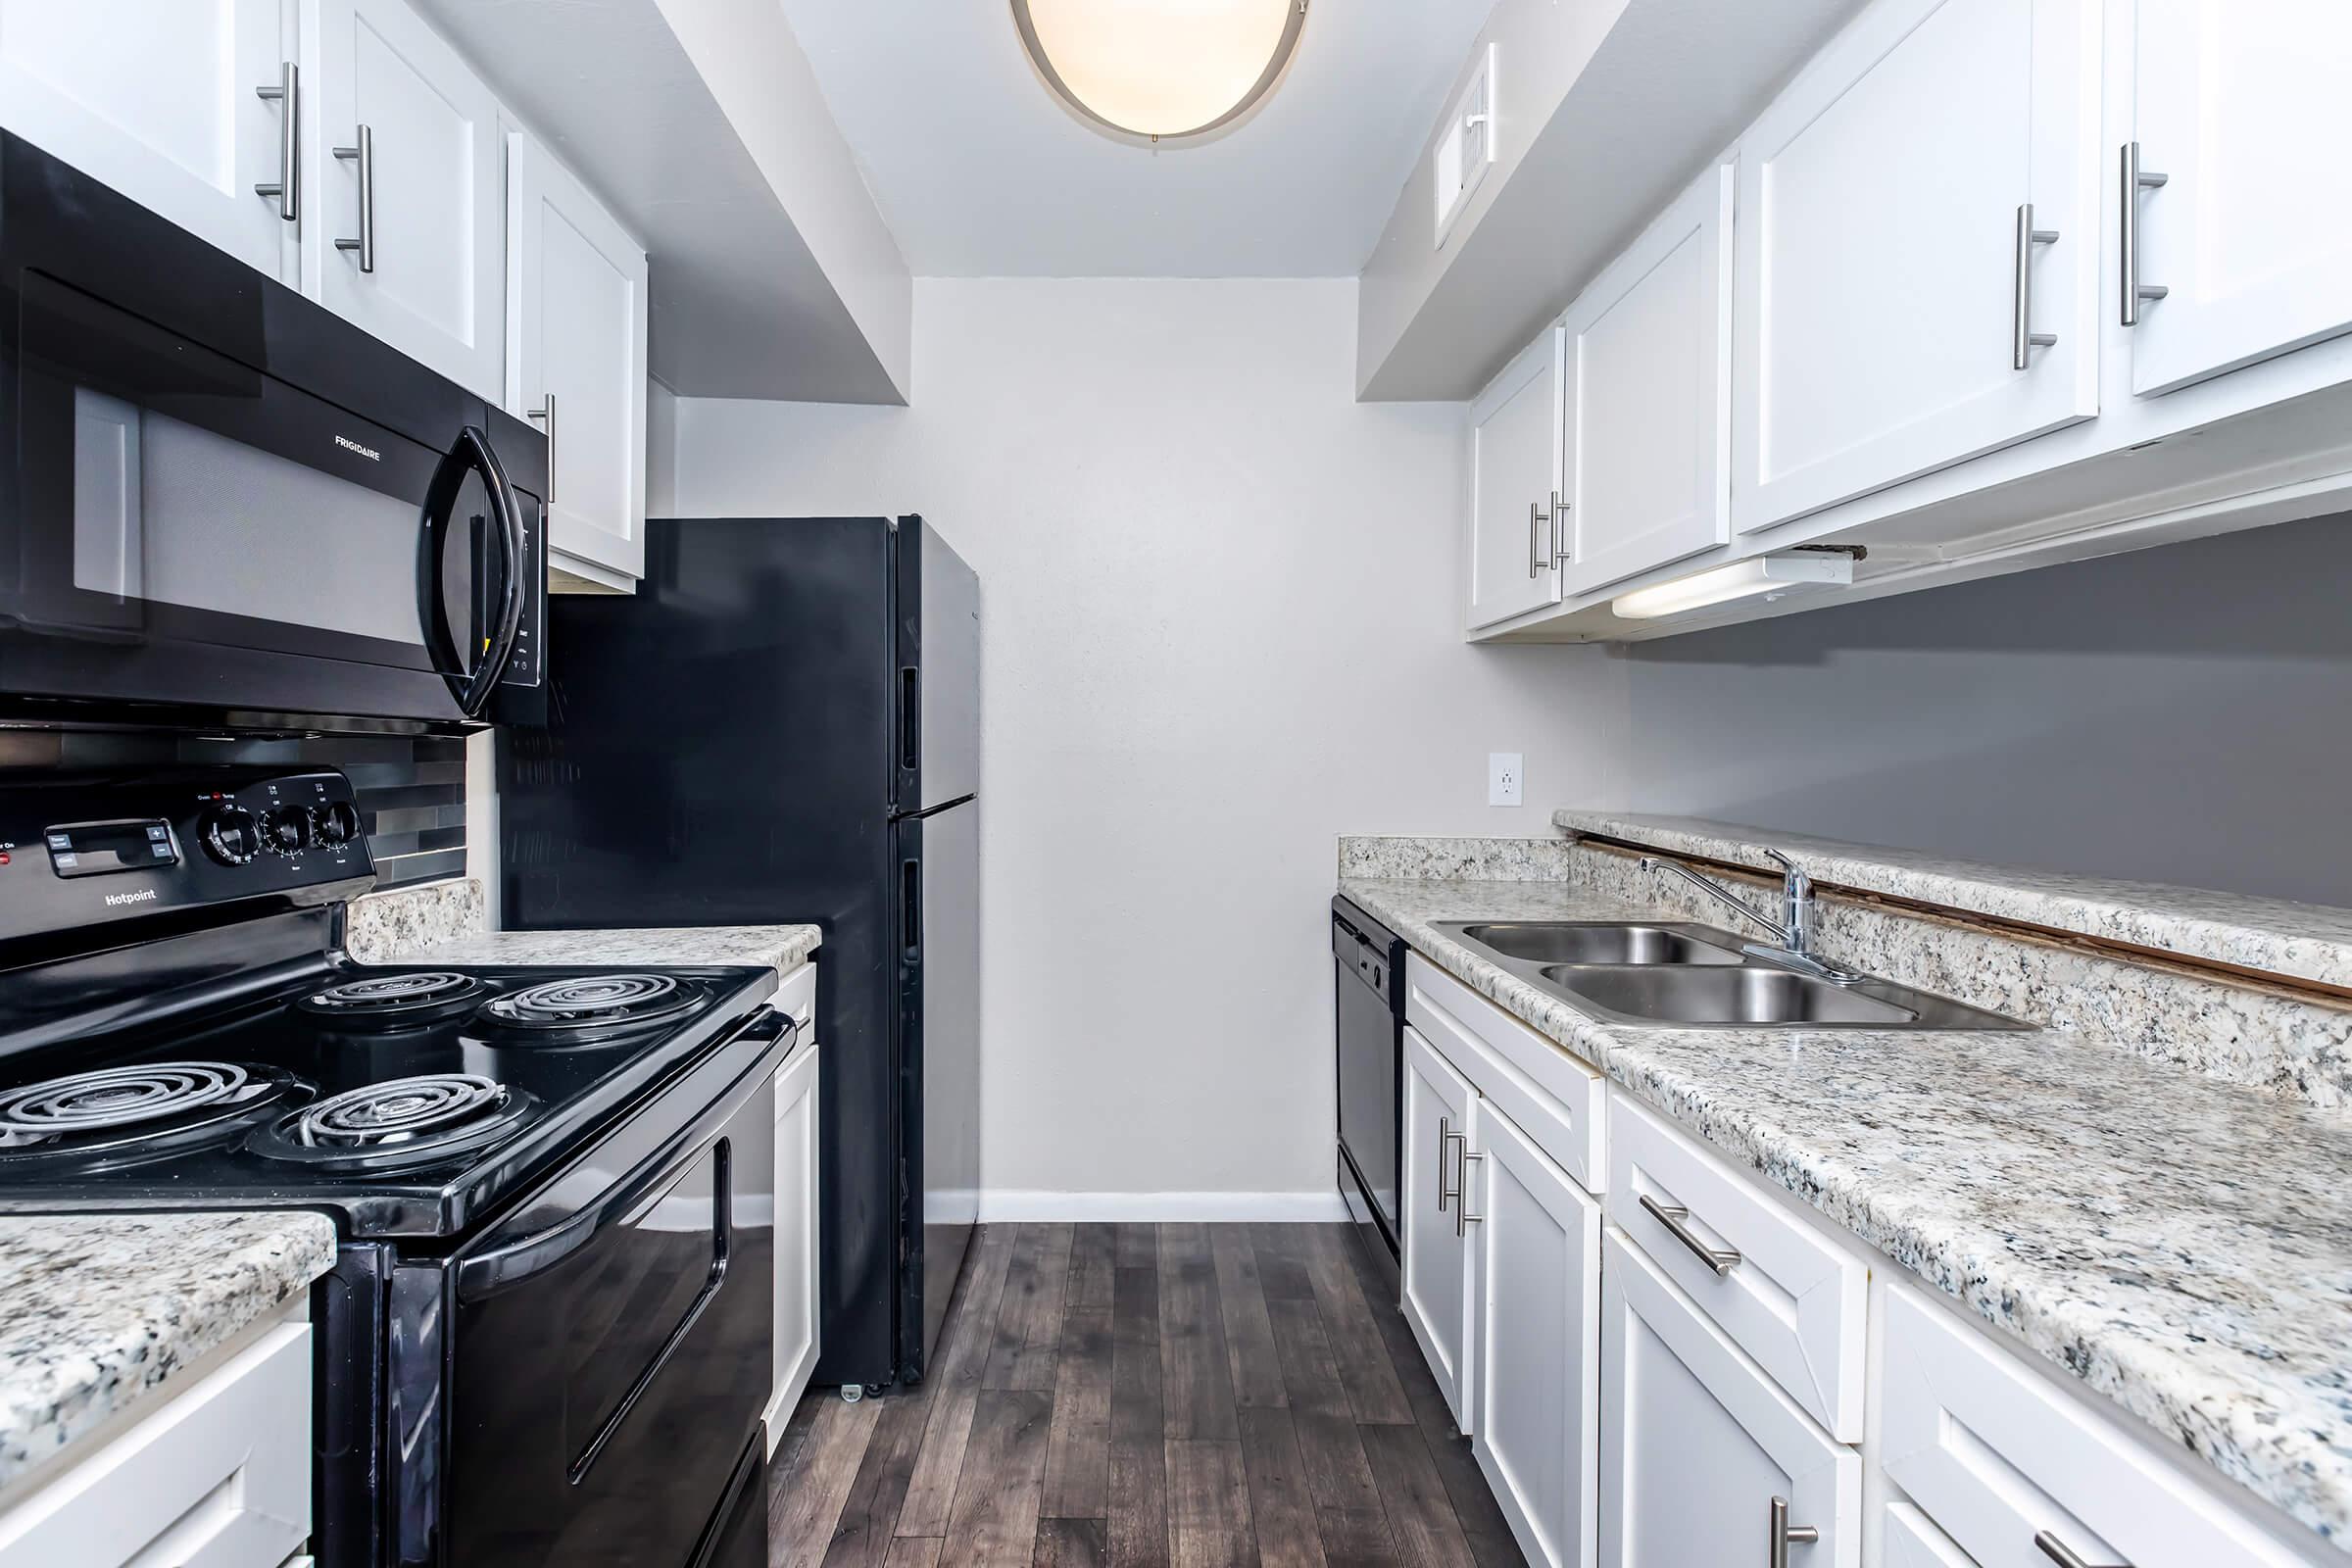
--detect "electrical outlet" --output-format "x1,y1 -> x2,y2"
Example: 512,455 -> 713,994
1488,752 -> 1523,808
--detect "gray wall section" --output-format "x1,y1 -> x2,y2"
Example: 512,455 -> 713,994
1610,513 -> 2352,906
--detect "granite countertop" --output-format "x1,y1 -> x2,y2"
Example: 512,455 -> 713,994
1340,872 -> 2352,1551
372,923 -> 822,975
1556,808 -> 2352,990
0,1211 -> 337,1495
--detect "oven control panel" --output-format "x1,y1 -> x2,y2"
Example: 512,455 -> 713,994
0,768 -> 375,947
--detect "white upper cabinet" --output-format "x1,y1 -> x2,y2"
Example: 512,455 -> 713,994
1468,326 -> 1566,628
2125,0 -> 2352,395
0,0 -> 297,282
305,0 -> 503,400
1731,0 -> 2101,535
1558,160 -> 1735,597
507,128 -> 649,584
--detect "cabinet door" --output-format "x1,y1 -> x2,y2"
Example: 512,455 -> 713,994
768,1040 -> 821,1439
1469,1105 -> 1601,1568
2127,1 -> 2352,394
1880,1283 -> 2308,1568
306,0 -> 502,398
1732,0 -> 2099,534
1401,1024 -> 1477,1432
1559,160 -> 1734,596
507,129 -> 649,582
1598,1231 -> 1860,1568
1467,327 -> 1565,628
0,0 -> 295,281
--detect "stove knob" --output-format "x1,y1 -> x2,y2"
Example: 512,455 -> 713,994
315,801 -> 363,847
200,807 -> 260,866
261,805 -> 312,857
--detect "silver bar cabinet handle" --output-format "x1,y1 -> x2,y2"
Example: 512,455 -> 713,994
1527,499 -> 1553,577
335,124 -> 375,274
1769,1496 -> 1819,1568
1435,1114 -> 1453,1213
2011,203 -> 2060,369
2120,141 -> 2169,326
527,393 -> 555,510
2035,1530 -> 2129,1568
254,62 -> 298,220
1454,1149 -> 1485,1237
1639,1192 -> 1740,1275
1549,488 -> 1572,565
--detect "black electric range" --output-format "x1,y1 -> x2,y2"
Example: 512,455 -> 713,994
0,766 -> 789,1568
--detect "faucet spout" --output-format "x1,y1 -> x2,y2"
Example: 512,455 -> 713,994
1639,852 -> 1859,984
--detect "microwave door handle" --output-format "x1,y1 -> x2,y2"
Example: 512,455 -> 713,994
418,426 -> 528,717
452,1006 -> 789,1300
460,426 -> 526,717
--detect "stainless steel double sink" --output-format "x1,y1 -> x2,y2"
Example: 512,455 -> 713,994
1432,921 -> 2028,1031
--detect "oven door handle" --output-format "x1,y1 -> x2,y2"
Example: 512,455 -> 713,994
452,1006 -> 791,1301
418,424 -> 528,718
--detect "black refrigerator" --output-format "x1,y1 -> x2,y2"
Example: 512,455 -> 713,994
498,515 -> 980,1392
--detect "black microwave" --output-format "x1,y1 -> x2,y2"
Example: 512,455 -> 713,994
0,131 -> 546,735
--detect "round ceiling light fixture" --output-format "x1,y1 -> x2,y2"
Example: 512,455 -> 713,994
1011,0 -> 1310,145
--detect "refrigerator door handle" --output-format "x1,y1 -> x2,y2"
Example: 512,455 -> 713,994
900,667 -> 921,771
903,858 -> 921,956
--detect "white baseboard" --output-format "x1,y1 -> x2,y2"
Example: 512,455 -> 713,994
976,1190 -> 1349,1223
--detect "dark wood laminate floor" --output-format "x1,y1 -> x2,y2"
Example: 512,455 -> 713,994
768,1222 -> 1529,1568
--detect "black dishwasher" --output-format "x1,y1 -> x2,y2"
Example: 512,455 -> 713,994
1334,896 -> 1405,1262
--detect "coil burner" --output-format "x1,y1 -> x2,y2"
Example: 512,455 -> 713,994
298,971 -> 491,1025
255,1073 -> 533,1170
0,1061 -> 297,1157
480,974 -> 698,1035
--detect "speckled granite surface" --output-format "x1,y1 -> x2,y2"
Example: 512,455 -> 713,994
345,876 -> 820,974
368,923 -> 821,976
343,876 -> 486,962
1338,835 -> 1581,881
1341,870 -> 2352,1549
1556,809 -> 2352,991
0,1211 -> 336,1493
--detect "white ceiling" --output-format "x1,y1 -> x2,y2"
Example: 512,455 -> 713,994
774,0 -> 1500,277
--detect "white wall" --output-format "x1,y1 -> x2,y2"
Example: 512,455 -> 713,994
670,277 -> 1623,1214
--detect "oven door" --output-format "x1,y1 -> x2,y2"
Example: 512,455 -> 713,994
434,1014 -> 784,1568
0,269 -> 539,730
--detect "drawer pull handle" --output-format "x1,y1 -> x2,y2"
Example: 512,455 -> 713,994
2034,1531 -> 2128,1568
1640,1192 -> 1740,1275
1455,1148 -> 1485,1237
1769,1496 -> 1818,1568
1436,1114 -> 1453,1214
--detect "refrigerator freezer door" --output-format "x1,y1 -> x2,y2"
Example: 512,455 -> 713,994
907,518 -> 980,812
901,798 -> 980,1373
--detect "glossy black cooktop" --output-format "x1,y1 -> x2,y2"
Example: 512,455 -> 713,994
0,959 -> 777,1238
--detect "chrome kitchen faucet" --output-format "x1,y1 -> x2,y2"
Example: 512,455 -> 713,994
1640,849 -> 1861,984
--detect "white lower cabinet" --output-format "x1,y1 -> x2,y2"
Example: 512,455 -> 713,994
1401,1023 -> 1477,1431
0,1319 -> 313,1568
1879,1280 -> 2311,1568
1598,1230 -> 1860,1568
765,968 -> 821,1447
1470,1102 -> 1601,1568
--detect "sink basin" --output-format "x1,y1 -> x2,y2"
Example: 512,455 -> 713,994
1541,965 -> 1915,1026
1429,917 -> 2030,1030
1450,921 -> 1745,966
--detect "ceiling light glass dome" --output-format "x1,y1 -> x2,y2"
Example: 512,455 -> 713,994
1011,0 -> 1309,143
